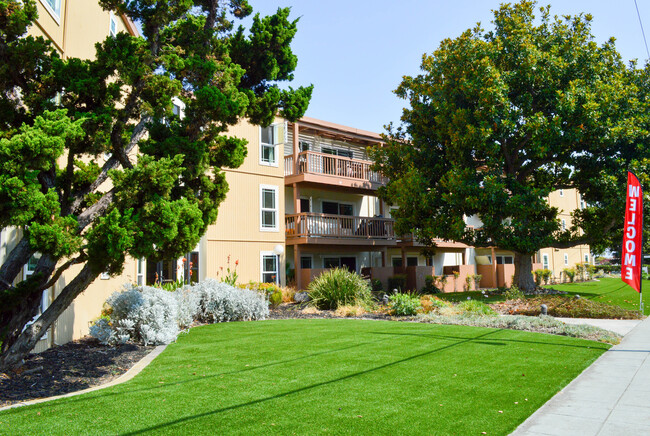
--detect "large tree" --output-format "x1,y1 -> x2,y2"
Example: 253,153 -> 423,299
0,0 -> 312,370
372,1 -> 649,291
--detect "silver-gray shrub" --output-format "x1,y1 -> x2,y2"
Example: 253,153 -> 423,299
92,284 -> 180,346
175,285 -> 201,330
194,279 -> 269,323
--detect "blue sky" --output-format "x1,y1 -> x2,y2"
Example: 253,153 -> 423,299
247,0 -> 650,133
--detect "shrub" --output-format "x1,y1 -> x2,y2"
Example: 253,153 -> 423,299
421,275 -> 439,294
194,279 -> 269,322
268,288 -> 283,307
465,275 -> 473,291
563,268 -> 576,283
90,284 -> 181,346
175,285 -> 201,330
387,274 -> 407,292
420,295 -> 452,313
504,285 -> 525,301
389,292 -> 422,316
371,279 -> 383,294
308,268 -> 372,310
533,269 -> 544,286
541,269 -> 552,284
456,300 -> 497,316
452,271 -> 460,291
473,274 -> 482,290
282,287 -> 296,303
439,275 -> 448,292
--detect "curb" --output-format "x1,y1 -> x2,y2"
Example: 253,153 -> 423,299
0,343 -> 168,412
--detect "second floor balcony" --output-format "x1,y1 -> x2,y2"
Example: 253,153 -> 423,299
285,213 -> 396,246
284,151 -> 388,192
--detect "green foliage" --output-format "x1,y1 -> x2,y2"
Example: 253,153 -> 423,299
217,256 -> 239,286
389,292 -> 422,316
371,0 -> 650,290
0,0 -> 312,359
456,300 -> 497,316
504,285 -> 525,301
533,269 -> 544,286
308,268 -> 372,310
371,279 -> 383,293
387,274 -> 407,292
563,268 -> 576,283
421,275 -> 439,294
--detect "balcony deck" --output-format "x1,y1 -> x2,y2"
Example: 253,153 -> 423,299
285,213 -> 396,246
284,151 -> 387,192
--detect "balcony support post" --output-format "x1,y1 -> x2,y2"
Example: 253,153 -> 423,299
293,122 -> 299,175
294,244 -> 301,290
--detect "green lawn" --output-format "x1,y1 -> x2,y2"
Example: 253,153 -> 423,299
0,319 -> 607,435
551,277 -> 649,315
437,277 -> 648,315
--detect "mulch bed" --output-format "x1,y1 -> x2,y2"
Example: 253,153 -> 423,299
0,338 -> 153,408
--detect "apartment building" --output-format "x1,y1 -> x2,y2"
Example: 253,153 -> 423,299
537,189 -> 591,280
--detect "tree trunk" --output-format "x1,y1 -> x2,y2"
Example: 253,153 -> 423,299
0,255 -> 57,354
0,264 -> 99,372
0,237 -> 33,292
513,252 -> 536,292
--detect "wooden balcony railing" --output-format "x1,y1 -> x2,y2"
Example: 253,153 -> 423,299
285,151 -> 388,184
285,213 -> 395,240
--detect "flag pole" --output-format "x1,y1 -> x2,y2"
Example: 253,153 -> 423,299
640,173 -> 644,314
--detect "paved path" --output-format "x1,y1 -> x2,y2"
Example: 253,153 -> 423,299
555,318 -> 642,336
511,316 -> 650,435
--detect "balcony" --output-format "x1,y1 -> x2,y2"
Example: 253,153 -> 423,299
284,151 -> 388,192
285,213 -> 396,246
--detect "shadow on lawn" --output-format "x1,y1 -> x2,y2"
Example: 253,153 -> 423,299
117,329 -> 504,435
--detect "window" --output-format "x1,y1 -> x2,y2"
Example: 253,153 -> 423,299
299,198 -> 311,213
407,257 -> 418,267
542,254 -> 549,270
561,219 -> 566,230
564,254 -> 569,266
322,201 -> 353,216
300,256 -> 313,269
100,271 -> 110,280
109,12 -> 118,37
299,141 -> 311,152
260,125 -> 278,166
580,195 -> 586,209
496,255 -> 514,265
324,257 -> 341,268
584,253 -> 589,264
559,189 -> 564,197
40,0 -> 61,21
322,147 -> 353,158
260,185 -> 279,231
184,251 -> 199,284
137,258 -> 145,286
261,253 -> 279,283
391,256 -> 418,267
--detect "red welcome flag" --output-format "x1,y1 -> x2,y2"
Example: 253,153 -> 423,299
622,172 -> 643,292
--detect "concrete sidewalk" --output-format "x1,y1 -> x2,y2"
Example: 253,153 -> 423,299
511,316 -> 650,435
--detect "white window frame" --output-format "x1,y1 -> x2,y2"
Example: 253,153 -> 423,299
260,251 -> 279,284
542,254 -> 549,270
260,125 -> 279,167
561,219 -> 566,230
564,254 -> 569,266
584,253 -> 589,264
299,141 -> 311,152
109,12 -> 118,37
137,258 -> 145,286
40,0 -> 62,23
260,184 -> 279,232
100,272 -> 110,280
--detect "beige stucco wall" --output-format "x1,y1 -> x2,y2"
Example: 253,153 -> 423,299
28,0 -> 131,59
